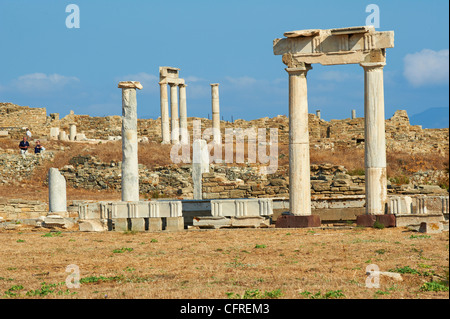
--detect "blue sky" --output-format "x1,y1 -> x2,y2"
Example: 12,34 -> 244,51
0,0 -> 448,126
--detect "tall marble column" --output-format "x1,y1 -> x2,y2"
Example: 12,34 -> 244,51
211,83 -> 221,144
179,83 -> 188,145
160,82 -> 170,144
361,62 -> 387,215
170,83 -> 179,144
286,65 -> 312,216
118,81 -> 142,202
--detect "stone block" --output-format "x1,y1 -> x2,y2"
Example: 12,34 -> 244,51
395,214 -> 445,227
193,216 -> 232,229
79,220 -> 107,232
376,214 -> 396,227
231,216 -> 270,228
389,196 -> 412,214
211,199 -> 273,217
113,218 -> 128,232
419,222 -> 443,234
148,217 -> 162,232
356,215 -> 377,227
275,214 -> 321,228
166,216 -> 184,231
130,218 -> 146,232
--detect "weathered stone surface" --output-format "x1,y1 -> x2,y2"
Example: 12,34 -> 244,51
78,219 -> 107,232
275,214 -> 321,228
419,221 -> 444,234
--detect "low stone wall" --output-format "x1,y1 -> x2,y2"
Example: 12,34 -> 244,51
0,198 -> 48,220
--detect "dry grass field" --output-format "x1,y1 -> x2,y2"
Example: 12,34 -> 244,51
0,226 -> 448,300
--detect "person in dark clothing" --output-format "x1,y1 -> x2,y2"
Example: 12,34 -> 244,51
19,137 -> 30,158
34,140 -> 44,154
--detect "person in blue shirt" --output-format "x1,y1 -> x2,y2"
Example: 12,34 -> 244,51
34,140 -> 45,154
19,137 -> 30,158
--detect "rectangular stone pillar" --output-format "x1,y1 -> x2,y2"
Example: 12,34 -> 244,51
361,62 -> 387,215
159,82 -> 170,144
118,81 -> 142,202
286,65 -> 312,216
48,168 -> 67,214
211,83 -> 221,144
170,83 -> 179,144
179,84 -> 188,145
192,139 -> 210,200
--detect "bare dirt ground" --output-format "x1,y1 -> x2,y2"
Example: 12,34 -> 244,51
0,226 -> 448,299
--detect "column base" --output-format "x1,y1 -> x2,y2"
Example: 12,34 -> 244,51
356,215 -> 396,228
275,214 -> 321,228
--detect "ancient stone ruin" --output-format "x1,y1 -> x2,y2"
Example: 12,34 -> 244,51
273,26 -> 394,227
0,26 -> 448,233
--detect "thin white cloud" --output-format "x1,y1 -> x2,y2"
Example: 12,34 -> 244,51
185,76 -> 206,83
13,73 -> 79,93
225,76 -> 258,87
404,49 -> 449,87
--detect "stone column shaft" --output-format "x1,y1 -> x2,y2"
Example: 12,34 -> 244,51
170,83 -> 179,144
69,124 -> 77,141
361,62 -> 387,215
179,84 -> 188,145
118,81 -> 142,202
160,82 -> 170,144
211,84 -> 221,144
48,168 -> 67,213
287,65 -> 312,216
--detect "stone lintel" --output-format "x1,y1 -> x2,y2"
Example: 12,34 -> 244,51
159,66 -> 181,83
159,78 -> 185,86
118,81 -> 143,90
274,27 -> 394,66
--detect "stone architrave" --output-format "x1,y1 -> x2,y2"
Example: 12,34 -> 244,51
273,26 -> 394,223
211,83 -> 221,144
69,124 -> 77,141
118,81 -> 143,202
48,168 -> 67,213
192,139 -> 210,200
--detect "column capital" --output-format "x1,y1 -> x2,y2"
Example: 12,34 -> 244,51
179,83 -> 187,88
118,81 -> 143,90
285,64 -> 312,75
360,62 -> 386,71
210,83 -> 219,87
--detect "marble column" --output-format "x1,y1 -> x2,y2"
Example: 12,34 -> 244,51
286,65 -> 312,216
170,83 -> 179,144
48,168 -> 67,213
351,109 -> 356,119
118,81 -> 142,202
211,83 -> 221,144
316,110 -> 321,119
160,82 -> 170,144
361,62 -> 387,215
179,84 -> 188,145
